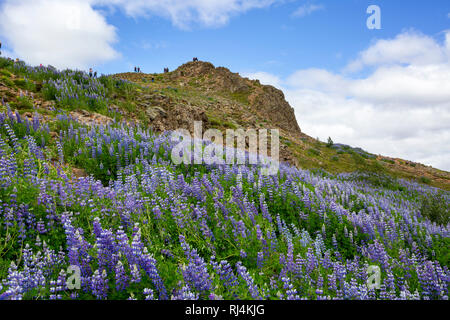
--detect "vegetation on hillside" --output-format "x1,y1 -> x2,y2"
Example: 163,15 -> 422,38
0,57 -> 448,300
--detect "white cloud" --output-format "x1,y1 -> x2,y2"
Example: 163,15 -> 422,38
0,0 -> 279,69
292,4 -> 324,18
135,40 -> 168,51
247,30 -> 450,171
0,0 -> 119,70
345,31 -> 447,72
286,69 -> 350,93
243,71 -> 282,88
349,65 -> 450,106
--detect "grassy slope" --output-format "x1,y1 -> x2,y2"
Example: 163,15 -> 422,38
1,58 -> 449,191
112,70 -> 450,191
0,57 -> 449,301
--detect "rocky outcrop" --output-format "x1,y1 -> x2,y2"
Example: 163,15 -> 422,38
170,61 -> 301,135
247,85 -> 301,134
70,110 -> 113,126
112,61 -> 303,167
135,92 -> 209,133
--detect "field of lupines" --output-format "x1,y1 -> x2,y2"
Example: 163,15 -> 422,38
1,57 -> 136,117
0,57 -> 449,300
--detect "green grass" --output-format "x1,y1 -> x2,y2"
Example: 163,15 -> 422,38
0,75 -> 15,87
229,91 -> 250,105
420,191 -> 450,225
10,96 -> 34,110
420,176 -> 431,184
13,78 -> 36,91
381,158 -> 395,164
307,148 -> 321,156
223,120 -> 237,129
0,69 -> 12,78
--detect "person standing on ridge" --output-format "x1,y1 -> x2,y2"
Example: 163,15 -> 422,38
94,71 -> 97,78
89,68 -> 93,78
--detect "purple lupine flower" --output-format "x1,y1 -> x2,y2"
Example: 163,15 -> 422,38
179,235 -> 212,294
130,264 -> 142,284
236,262 -> 262,300
143,288 -> 155,300
281,277 -> 300,300
172,284 -> 199,300
91,269 -> 109,300
115,261 -> 128,292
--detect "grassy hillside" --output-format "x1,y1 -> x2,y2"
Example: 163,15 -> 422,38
2,57 -> 449,190
113,66 -> 450,191
0,57 -> 448,300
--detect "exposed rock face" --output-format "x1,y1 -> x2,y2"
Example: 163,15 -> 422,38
248,85 -> 301,134
70,110 -> 113,126
170,61 -> 301,135
72,167 -> 88,178
0,81 -> 16,103
146,106 -> 167,120
171,61 -> 215,79
134,92 -> 209,133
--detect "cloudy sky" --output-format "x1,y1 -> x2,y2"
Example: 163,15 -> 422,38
0,0 -> 449,170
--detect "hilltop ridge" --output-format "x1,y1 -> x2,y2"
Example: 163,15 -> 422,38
114,60 -> 301,136
171,61 -> 301,135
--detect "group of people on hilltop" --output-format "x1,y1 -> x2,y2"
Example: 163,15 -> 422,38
134,66 -> 142,73
89,68 -> 97,78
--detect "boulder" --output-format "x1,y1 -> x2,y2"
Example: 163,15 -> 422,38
146,106 -> 167,120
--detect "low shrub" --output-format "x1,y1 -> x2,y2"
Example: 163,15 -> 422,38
420,176 -> 431,184
0,75 -> 15,87
10,96 -> 34,110
0,69 -> 12,77
326,137 -> 334,148
420,191 -> 450,225
307,148 -> 321,156
13,78 -> 36,91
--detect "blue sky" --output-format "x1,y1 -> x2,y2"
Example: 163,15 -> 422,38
0,0 -> 450,170
93,0 -> 450,76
